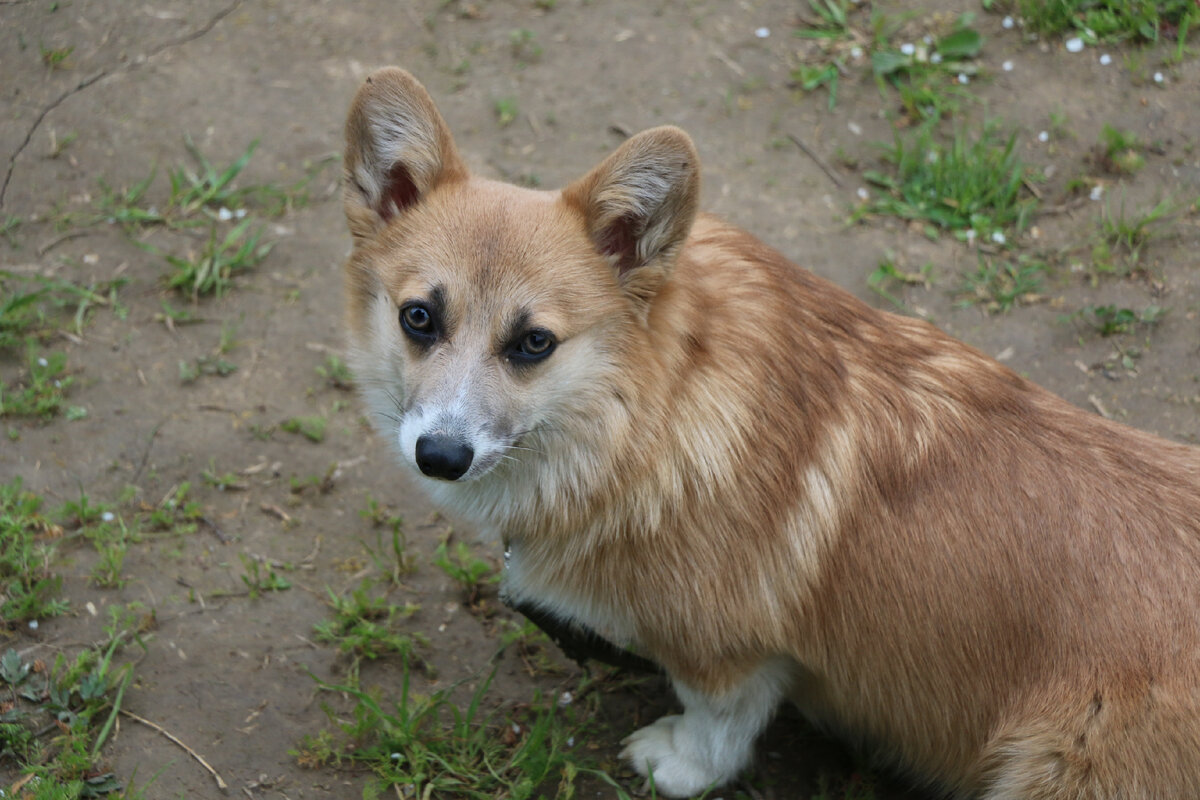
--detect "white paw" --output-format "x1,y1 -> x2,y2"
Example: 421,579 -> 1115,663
620,715 -> 729,798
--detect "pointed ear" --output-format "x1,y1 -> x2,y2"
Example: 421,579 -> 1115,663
563,127 -> 700,300
343,67 -> 467,238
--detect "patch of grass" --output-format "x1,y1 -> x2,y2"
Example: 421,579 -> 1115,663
238,553 -> 293,598
1013,0 -> 1197,44
0,271 -> 126,351
0,611 -> 148,798
178,354 -> 237,384
1091,195 -> 1178,275
1098,124 -> 1145,174
0,478 -> 68,627
40,43 -> 73,69
141,482 -> 204,535
433,540 -> 499,606
872,15 -> 984,122
313,581 -> 424,675
360,495 -> 416,582
867,255 -> 932,310
155,216 -> 273,300
959,256 -> 1047,313
281,414 -> 327,443
796,0 -> 858,40
0,346 -> 75,419
494,97 -> 519,127
296,659 -> 619,800
509,28 -> 543,64
857,121 -> 1037,242
316,354 -> 354,390
1078,304 -> 1166,336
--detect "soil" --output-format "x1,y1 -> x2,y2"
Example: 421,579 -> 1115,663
1,1 -> 1198,798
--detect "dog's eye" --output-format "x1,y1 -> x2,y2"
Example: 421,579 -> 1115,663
399,303 -> 436,340
512,329 -> 556,362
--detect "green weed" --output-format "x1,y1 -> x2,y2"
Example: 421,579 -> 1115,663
297,659 -> 614,799
0,271 -> 126,351
0,346 -> 75,419
494,97 -> 519,127
360,494 -> 416,582
238,553 -> 293,598
1098,124 -> 1145,174
1079,304 -> 1166,336
316,353 -> 354,390
857,122 -> 1036,241
433,541 -> 499,605
1013,0 -> 1197,44
872,16 -> 984,122
281,414 -> 327,443
1092,195 -> 1177,274
509,28 -> 543,63
0,478 -> 68,627
313,582 -> 424,674
795,0 -> 858,40
867,255 -> 932,310
142,482 -> 204,534
959,256 -> 1047,313
156,216 -> 273,300
40,43 -> 73,69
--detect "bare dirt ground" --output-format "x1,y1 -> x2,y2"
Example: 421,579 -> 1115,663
1,1 -> 1198,798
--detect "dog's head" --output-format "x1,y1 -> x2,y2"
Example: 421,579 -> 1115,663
341,68 -> 699,487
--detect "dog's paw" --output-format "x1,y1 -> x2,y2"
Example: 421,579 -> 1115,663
620,715 -> 727,798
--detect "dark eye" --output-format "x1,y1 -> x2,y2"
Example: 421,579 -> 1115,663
399,303 -> 436,341
512,329 -> 556,362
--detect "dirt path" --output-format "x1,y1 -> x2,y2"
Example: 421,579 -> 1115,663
2,1 -> 1198,798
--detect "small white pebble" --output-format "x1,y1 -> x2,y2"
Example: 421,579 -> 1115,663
856,187 -> 870,201
101,511 -> 115,522
1153,71 -> 1165,84
235,208 -> 247,219
991,231 -> 1007,244
900,42 -> 915,56
1038,131 -> 1050,142
559,691 -> 574,706
1065,37 -> 1084,53
217,207 -> 233,221
511,723 -> 521,735
1090,185 -> 1104,201
930,52 -> 943,64
1099,53 -> 1112,66
754,27 -> 770,39
29,620 -> 38,631
390,753 -> 401,761
83,253 -> 99,265
1002,60 -> 1014,72
37,357 -> 48,367
848,121 -> 863,135
850,45 -> 864,59
957,73 -> 969,84
1002,16 -> 1015,29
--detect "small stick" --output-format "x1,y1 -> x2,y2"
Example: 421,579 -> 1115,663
120,709 -> 228,790
788,133 -> 843,188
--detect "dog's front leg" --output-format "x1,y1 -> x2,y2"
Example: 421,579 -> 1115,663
620,658 -> 790,797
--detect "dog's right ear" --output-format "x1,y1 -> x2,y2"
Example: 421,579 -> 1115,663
343,68 -> 467,239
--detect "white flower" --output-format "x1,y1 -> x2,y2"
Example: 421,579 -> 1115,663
101,511 -> 115,522
217,207 -> 234,221
856,187 -> 870,201
930,52 -> 943,64
1065,37 -> 1084,53
559,691 -> 574,706
1153,71 -> 1165,84
850,45 -> 863,59
1099,53 -> 1112,66
29,620 -> 38,631
1038,131 -> 1050,142
37,357 -> 48,367
957,73 -> 969,84
1090,185 -> 1104,201
900,42 -> 915,56
754,27 -> 770,39
991,231 -> 1007,245
1002,16 -> 1015,29
1002,60 -> 1014,72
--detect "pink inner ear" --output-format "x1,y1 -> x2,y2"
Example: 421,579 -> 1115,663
381,163 -> 420,220
598,214 -> 639,276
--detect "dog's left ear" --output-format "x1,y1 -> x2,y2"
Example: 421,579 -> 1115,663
563,127 -> 700,303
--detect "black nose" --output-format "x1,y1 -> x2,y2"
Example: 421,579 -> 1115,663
415,434 -> 474,481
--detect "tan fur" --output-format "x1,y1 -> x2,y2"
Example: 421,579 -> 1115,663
341,68 -> 1200,798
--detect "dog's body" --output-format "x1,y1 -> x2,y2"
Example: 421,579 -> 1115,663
341,68 -> 1200,798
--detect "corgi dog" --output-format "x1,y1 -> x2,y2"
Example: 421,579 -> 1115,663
340,67 -> 1200,798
